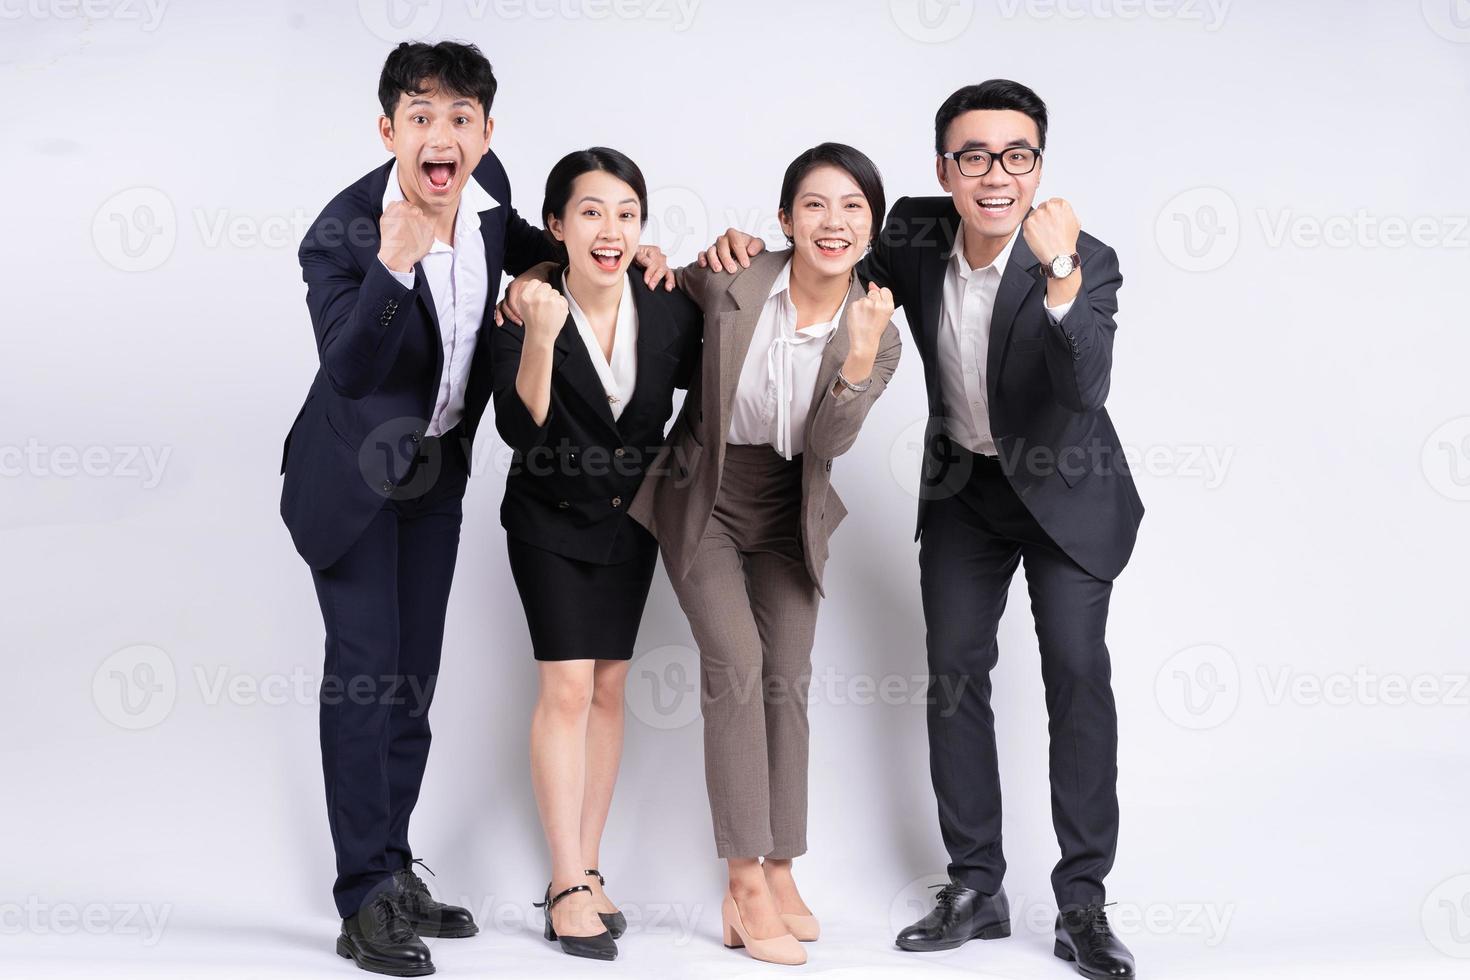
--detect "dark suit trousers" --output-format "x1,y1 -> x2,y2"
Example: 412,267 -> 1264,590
920,446 -> 1118,910
308,433 -> 467,917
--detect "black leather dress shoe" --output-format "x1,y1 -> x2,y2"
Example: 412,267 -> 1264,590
585,869 -> 626,940
535,882 -> 617,960
337,892 -> 435,977
393,860 -> 478,938
1054,902 -> 1136,979
895,880 -> 1011,952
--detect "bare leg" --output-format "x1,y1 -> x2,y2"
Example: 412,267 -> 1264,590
580,659 -> 629,915
728,857 -> 788,940
761,857 -> 812,916
530,660 -> 604,937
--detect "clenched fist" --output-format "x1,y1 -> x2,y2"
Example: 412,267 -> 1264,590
519,279 -> 570,347
378,200 -> 436,274
1022,198 -> 1080,267
847,282 -> 894,354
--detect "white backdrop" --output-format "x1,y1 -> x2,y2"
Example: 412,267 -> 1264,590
4,1 -> 1469,978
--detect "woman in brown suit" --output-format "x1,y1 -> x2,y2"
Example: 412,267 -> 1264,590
629,143 -> 901,965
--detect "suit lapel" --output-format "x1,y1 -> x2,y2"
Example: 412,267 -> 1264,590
985,221 -> 1042,394
717,250 -> 788,439
550,266 -> 621,436
624,271 -> 675,418
917,210 -> 960,403
806,275 -> 865,417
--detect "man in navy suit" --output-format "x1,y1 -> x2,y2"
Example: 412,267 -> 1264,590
279,41 -> 668,975
704,80 -> 1142,980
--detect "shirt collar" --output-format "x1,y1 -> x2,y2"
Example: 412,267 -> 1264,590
950,223 -> 1020,280
768,257 -> 848,337
380,160 -> 500,249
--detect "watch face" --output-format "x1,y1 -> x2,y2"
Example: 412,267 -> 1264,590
1050,254 -> 1075,278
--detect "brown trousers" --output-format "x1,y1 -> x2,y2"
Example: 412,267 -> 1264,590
669,444 -> 821,859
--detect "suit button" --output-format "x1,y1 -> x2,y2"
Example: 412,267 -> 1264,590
557,500 -> 569,509
611,496 -> 622,508
380,480 -> 393,493
614,447 -> 625,458
410,430 -> 422,443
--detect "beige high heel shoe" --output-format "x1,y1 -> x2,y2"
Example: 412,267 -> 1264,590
781,912 -> 820,942
721,891 -> 807,966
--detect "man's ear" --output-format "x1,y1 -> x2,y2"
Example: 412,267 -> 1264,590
935,155 -> 950,193
378,115 -> 395,153
481,116 -> 495,153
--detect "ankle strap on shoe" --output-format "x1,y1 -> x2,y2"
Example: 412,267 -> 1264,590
583,869 -> 605,886
534,883 -> 592,911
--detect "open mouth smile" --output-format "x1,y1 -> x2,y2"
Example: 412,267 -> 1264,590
421,158 -> 458,193
814,237 -> 852,256
591,246 -> 623,271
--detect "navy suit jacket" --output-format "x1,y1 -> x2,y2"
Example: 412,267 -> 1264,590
491,265 -> 703,565
859,195 -> 1143,581
280,151 -> 558,570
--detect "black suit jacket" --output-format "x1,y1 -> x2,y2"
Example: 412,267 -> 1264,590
491,266 -> 703,565
859,195 -> 1143,581
279,152 -> 558,570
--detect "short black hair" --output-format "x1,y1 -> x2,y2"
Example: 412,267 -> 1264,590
934,79 -> 1048,155
541,147 -> 649,251
378,41 -> 497,124
777,142 -> 886,247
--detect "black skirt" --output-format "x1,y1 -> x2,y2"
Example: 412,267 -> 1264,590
506,531 -> 658,661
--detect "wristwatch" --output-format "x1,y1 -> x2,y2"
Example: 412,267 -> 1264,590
1040,252 -> 1080,279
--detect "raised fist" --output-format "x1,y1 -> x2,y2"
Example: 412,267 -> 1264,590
847,282 -> 894,353
378,200 -> 436,274
1022,198 -> 1080,266
519,279 -> 570,346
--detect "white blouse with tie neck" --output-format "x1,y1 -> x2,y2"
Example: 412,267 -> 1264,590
726,258 -> 848,459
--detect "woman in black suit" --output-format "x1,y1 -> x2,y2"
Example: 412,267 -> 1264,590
489,147 -> 701,962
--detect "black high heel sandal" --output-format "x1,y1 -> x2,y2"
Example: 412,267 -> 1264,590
533,882 -> 617,960
585,869 -> 627,940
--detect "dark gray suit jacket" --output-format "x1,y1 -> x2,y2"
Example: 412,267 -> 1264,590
859,196 -> 1143,581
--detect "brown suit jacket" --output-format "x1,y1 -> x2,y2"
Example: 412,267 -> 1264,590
628,249 -> 902,596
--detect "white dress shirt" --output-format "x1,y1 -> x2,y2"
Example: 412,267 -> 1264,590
377,161 -> 499,437
727,258 -> 848,460
564,272 -> 639,421
936,225 -> 1075,456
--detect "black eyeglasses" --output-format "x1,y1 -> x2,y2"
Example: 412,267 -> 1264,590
940,146 -> 1042,178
